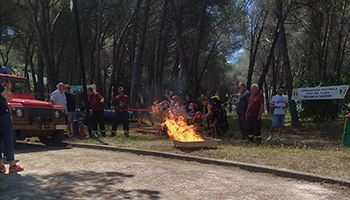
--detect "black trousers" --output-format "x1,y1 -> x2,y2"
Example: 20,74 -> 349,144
92,110 -> 106,134
112,111 -> 129,133
247,116 -> 262,144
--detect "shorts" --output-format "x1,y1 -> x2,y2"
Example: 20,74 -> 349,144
67,111 -> 76,123
271,114 -> 285,128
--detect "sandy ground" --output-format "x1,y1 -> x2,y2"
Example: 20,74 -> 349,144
0,143 -> 349,200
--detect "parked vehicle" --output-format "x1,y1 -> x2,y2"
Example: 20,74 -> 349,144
0,73 -> 66,145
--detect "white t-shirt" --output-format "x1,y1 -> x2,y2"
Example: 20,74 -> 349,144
51,89 -> 67,114
271,94 -> 288,115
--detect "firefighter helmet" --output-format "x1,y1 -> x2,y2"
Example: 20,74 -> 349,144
195,111 -> 202,118
189,103 -> 196,109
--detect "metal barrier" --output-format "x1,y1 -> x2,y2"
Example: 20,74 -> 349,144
128,108 -> 163,135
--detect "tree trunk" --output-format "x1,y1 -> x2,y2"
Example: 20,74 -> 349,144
29,45 -> 37,97
169,0 -> 190,94
38,0 -> 56,93
335,0 -> 347,83
264,80 -> 270,112
258,21 -> 279,88
155,0 -> 168,100
37,50 -> 45,101
190,0 -> 208,101
247,10 -> 268,89
172,50 -> 180,94
94,0 -> 104,95
271,56 -> 277,95
276,0 -> 299,126
131,0 -> 152,107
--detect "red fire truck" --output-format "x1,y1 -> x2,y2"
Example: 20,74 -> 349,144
0,73 -> 67,145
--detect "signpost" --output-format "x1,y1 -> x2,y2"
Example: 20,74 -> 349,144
70,84 -> 96,95
292,85 -> 349,100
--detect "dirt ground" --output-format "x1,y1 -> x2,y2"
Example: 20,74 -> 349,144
0,143 -> 349,200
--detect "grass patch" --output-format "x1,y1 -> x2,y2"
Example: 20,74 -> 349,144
68,114 -> 350,180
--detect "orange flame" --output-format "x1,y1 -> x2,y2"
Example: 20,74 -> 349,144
162,113 -> 204,142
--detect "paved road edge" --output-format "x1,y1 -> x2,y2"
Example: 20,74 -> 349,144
65,142 -> 350,187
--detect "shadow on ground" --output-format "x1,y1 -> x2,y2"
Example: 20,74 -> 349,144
0,170 -> 160,200
14,142 -> 71,155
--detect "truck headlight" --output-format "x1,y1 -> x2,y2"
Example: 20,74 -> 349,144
54,110 -> 60,118
16,109 -> 23,118
12,107 -> 24,118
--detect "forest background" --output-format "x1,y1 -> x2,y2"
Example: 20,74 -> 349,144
1,0 -> 350,126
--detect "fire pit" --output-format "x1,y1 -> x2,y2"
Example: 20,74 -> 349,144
173,137 -> 222,148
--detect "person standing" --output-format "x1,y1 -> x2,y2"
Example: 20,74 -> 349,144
246,83 -> 264,145
65,85 -> 76,137
232,83 -> 251,142
0,80 -> 24,173
87,87 -> 106,137
51,82 -> 67,114
111,87 -> 131,137
268,86 -> 288,143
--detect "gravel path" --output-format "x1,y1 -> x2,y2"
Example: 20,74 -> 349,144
0,143 -> 349,200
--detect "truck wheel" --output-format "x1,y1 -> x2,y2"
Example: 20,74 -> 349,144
38,131 -> 65,146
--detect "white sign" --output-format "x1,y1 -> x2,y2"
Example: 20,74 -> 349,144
70,84 -> 96,95
292,85 -> 349,100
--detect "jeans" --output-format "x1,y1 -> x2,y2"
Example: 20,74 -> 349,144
0,113 -> 15,162
271,114 -> 285,128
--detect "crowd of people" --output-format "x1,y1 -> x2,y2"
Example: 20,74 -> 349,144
0,79 -> 289,173
48,80 -> 288,143
50,83 -> 132,139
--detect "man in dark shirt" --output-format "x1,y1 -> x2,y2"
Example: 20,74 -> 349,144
111,87 -> 131,137
65,85 -> 76,136
231,83 -> 251,142
246,83 -> 264,145
87,87 -> 106,137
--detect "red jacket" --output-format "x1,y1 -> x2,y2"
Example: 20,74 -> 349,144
88,92 -> 104,111
247,92 -> 264,117
113,94 -> 130,111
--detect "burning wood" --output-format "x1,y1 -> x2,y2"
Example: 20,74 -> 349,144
152,101 -> 204,142
162,113 -> 204,142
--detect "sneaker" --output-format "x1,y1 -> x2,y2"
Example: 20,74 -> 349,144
267,135 -> 272,141
278,137 -> 284,143
9,164 -> 24,172
0,166 -> 5,173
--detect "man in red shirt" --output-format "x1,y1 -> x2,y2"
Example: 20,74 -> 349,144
111,87 -> 131,137
87,87 -> 106,137
245,83 -> 264,145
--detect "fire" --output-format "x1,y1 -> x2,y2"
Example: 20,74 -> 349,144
162,113 -> 204,142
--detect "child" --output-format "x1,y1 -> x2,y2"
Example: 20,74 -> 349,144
187,103 -> 197,124
193,111 -> 205,134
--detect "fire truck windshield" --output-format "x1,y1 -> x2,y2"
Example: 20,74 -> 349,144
0,77 -> 31,94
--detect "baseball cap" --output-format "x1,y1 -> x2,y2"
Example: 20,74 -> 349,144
118,87 -> 124,91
